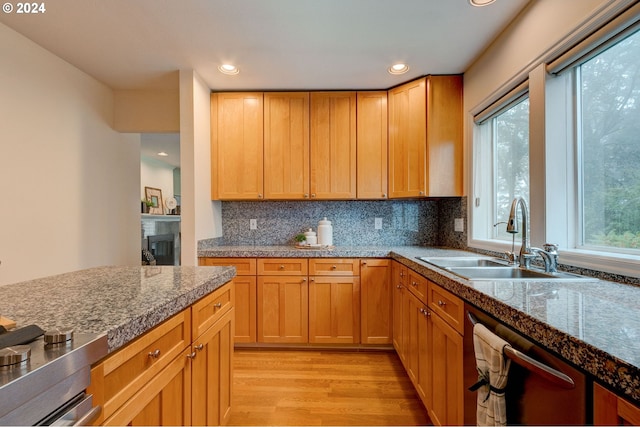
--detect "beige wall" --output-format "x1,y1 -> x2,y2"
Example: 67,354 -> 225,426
0,23 -> 140,286
114,88 -> 180,133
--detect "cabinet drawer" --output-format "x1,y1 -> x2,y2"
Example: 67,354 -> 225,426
91,309 -> 191,421
258,258 -> 308,275
192,281 -> 234,339
407,270 -> 428,304
309,258 -> 359,276
428,282 -> 464,334
199,257 -> 257,275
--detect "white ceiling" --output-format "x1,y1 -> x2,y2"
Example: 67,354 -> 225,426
0,0 -> 529,91
141,133 -> 181,168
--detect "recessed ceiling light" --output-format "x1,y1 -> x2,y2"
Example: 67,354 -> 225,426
157,151 -> 169,157
218,64 -> 239,75
388,63 -> 409,75
469,0 -> 496,6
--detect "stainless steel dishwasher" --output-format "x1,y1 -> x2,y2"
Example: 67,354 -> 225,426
463,303 -> 588,425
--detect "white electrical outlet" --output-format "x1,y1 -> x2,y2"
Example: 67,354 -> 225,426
454,218 -> 464,232
250,219 -> 257,230
375,217 -> 383,230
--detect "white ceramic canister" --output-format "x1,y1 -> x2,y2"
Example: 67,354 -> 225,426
304,228 -> 317,245
317,217 -> 333,246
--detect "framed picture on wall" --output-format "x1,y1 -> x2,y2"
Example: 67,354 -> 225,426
144,186 -> 164,215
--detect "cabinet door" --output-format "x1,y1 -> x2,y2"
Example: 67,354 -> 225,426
308,276 -> 361,344
388,78 -> 427,198
211,92 -> 264,200
104,348 -> 192,426
357,91 -> 388,199
257,275 -> 308,343
426,75 -> 463,197
264,92 -> 310,199
391,262 -> 407,360
310,92 -> 357,199
429,312 -> 463,427
192,308 -> 234,426
594,383 -> 640,425
233,276 -> 257,343
360,259 -> 392,344
405,291 -> 422,386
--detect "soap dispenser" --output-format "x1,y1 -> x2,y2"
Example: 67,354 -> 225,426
317,217 -> 333,246
304,228 -> 317,245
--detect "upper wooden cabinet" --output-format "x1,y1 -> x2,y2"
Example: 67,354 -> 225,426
211,92 -> 264,200
263,92 -> 310,199
388,75 -> 463,198
310,92 -> 357,199
357,92 -> 388,199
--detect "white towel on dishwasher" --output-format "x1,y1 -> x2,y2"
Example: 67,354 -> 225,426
472,323 -> 512,426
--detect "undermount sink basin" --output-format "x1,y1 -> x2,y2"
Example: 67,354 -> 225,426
417,256 -> 510,268
417,256 -> 598,282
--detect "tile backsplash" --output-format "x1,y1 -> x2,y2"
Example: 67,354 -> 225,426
214,198 -> 467,247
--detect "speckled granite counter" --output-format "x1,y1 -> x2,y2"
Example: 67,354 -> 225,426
0,265 -> 236,352
199,244 -> 640,404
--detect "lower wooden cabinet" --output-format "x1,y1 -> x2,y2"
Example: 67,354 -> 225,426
89,281 -> 234,426
257,275 -> 309,343
308,275 -> 360,344
192,308 -> 234,426
360,259 -> 392,344
392,261 -> 407,361
594,382 -> 640,425
103,348 -> 192,426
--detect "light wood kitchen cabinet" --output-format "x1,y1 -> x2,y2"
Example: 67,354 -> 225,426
308,275 -> 361,344
102,347 -> 192,426
263,92 -> 310,199
310,92 -> 357,199
257,274 -> 309,343
89,281 -> 235,426
356,91 -> 388,199
388,75 -> 463,198
593,382 -> 640,425
191,308 -> 234,426
392,261 -> 408,361
388,78 -> 427,198
211,92 -> 264,200
360,259 -> 392,344
199,258 -> 257,343
308,258 -> 360,344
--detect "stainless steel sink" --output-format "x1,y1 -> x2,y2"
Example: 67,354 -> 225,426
417,256 -> 597,281
417,256 -> 510,268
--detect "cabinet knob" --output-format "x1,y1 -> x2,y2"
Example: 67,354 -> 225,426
304,193 -> 309,198
362,261 -> 367,265
438,300 -> 446,307
279,265 -> 285,270
148,349 -> 161,359
412,281 -> 417,287
258,194 -> 263,199
195,343 -> 204,351
382,193 -> 386,198
302,278 -> 307,282
331,265 -> 337,270
419,191 -> 424,196
187,351 -> 197,360
213,302 -> 222,309
311,193 -> 316,198
396,284 -> 402,289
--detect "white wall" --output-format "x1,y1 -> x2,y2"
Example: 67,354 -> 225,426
179,70 -> 221,266
141,156 -> 176,206
0,22 -> 140,286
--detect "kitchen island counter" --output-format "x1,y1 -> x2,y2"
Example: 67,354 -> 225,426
0,265 -> 236,352
199,244 -> 640,404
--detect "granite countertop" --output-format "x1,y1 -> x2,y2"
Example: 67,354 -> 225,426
199,244 -> 640,403
0,265 -> 236,352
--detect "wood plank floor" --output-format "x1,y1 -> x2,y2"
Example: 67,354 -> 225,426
228,349 -> 431,426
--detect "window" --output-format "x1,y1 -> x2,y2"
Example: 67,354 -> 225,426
577,28 -> 640,253
472,93 -> 529,244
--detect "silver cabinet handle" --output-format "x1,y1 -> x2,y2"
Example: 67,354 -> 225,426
214,302 -> 222,309
311,193 -> 316,198
195,343 -> 204,351
304,193 -> 309,198
438,300 -> 446,307
148,349 -> 161,359
187,351 -> 197,359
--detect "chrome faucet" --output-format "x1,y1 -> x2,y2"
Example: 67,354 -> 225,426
506,197 -> 537,269
506,197 -> 560,272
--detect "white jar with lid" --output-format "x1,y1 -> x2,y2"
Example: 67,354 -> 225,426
304,228 -> 317,245
317,217 -> 333,246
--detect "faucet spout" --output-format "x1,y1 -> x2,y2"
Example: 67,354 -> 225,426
507,197 -> 536,268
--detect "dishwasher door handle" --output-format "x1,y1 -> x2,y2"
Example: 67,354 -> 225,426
467,312 -> 575,389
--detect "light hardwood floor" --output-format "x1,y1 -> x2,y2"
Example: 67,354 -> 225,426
228,349 -> 431,426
